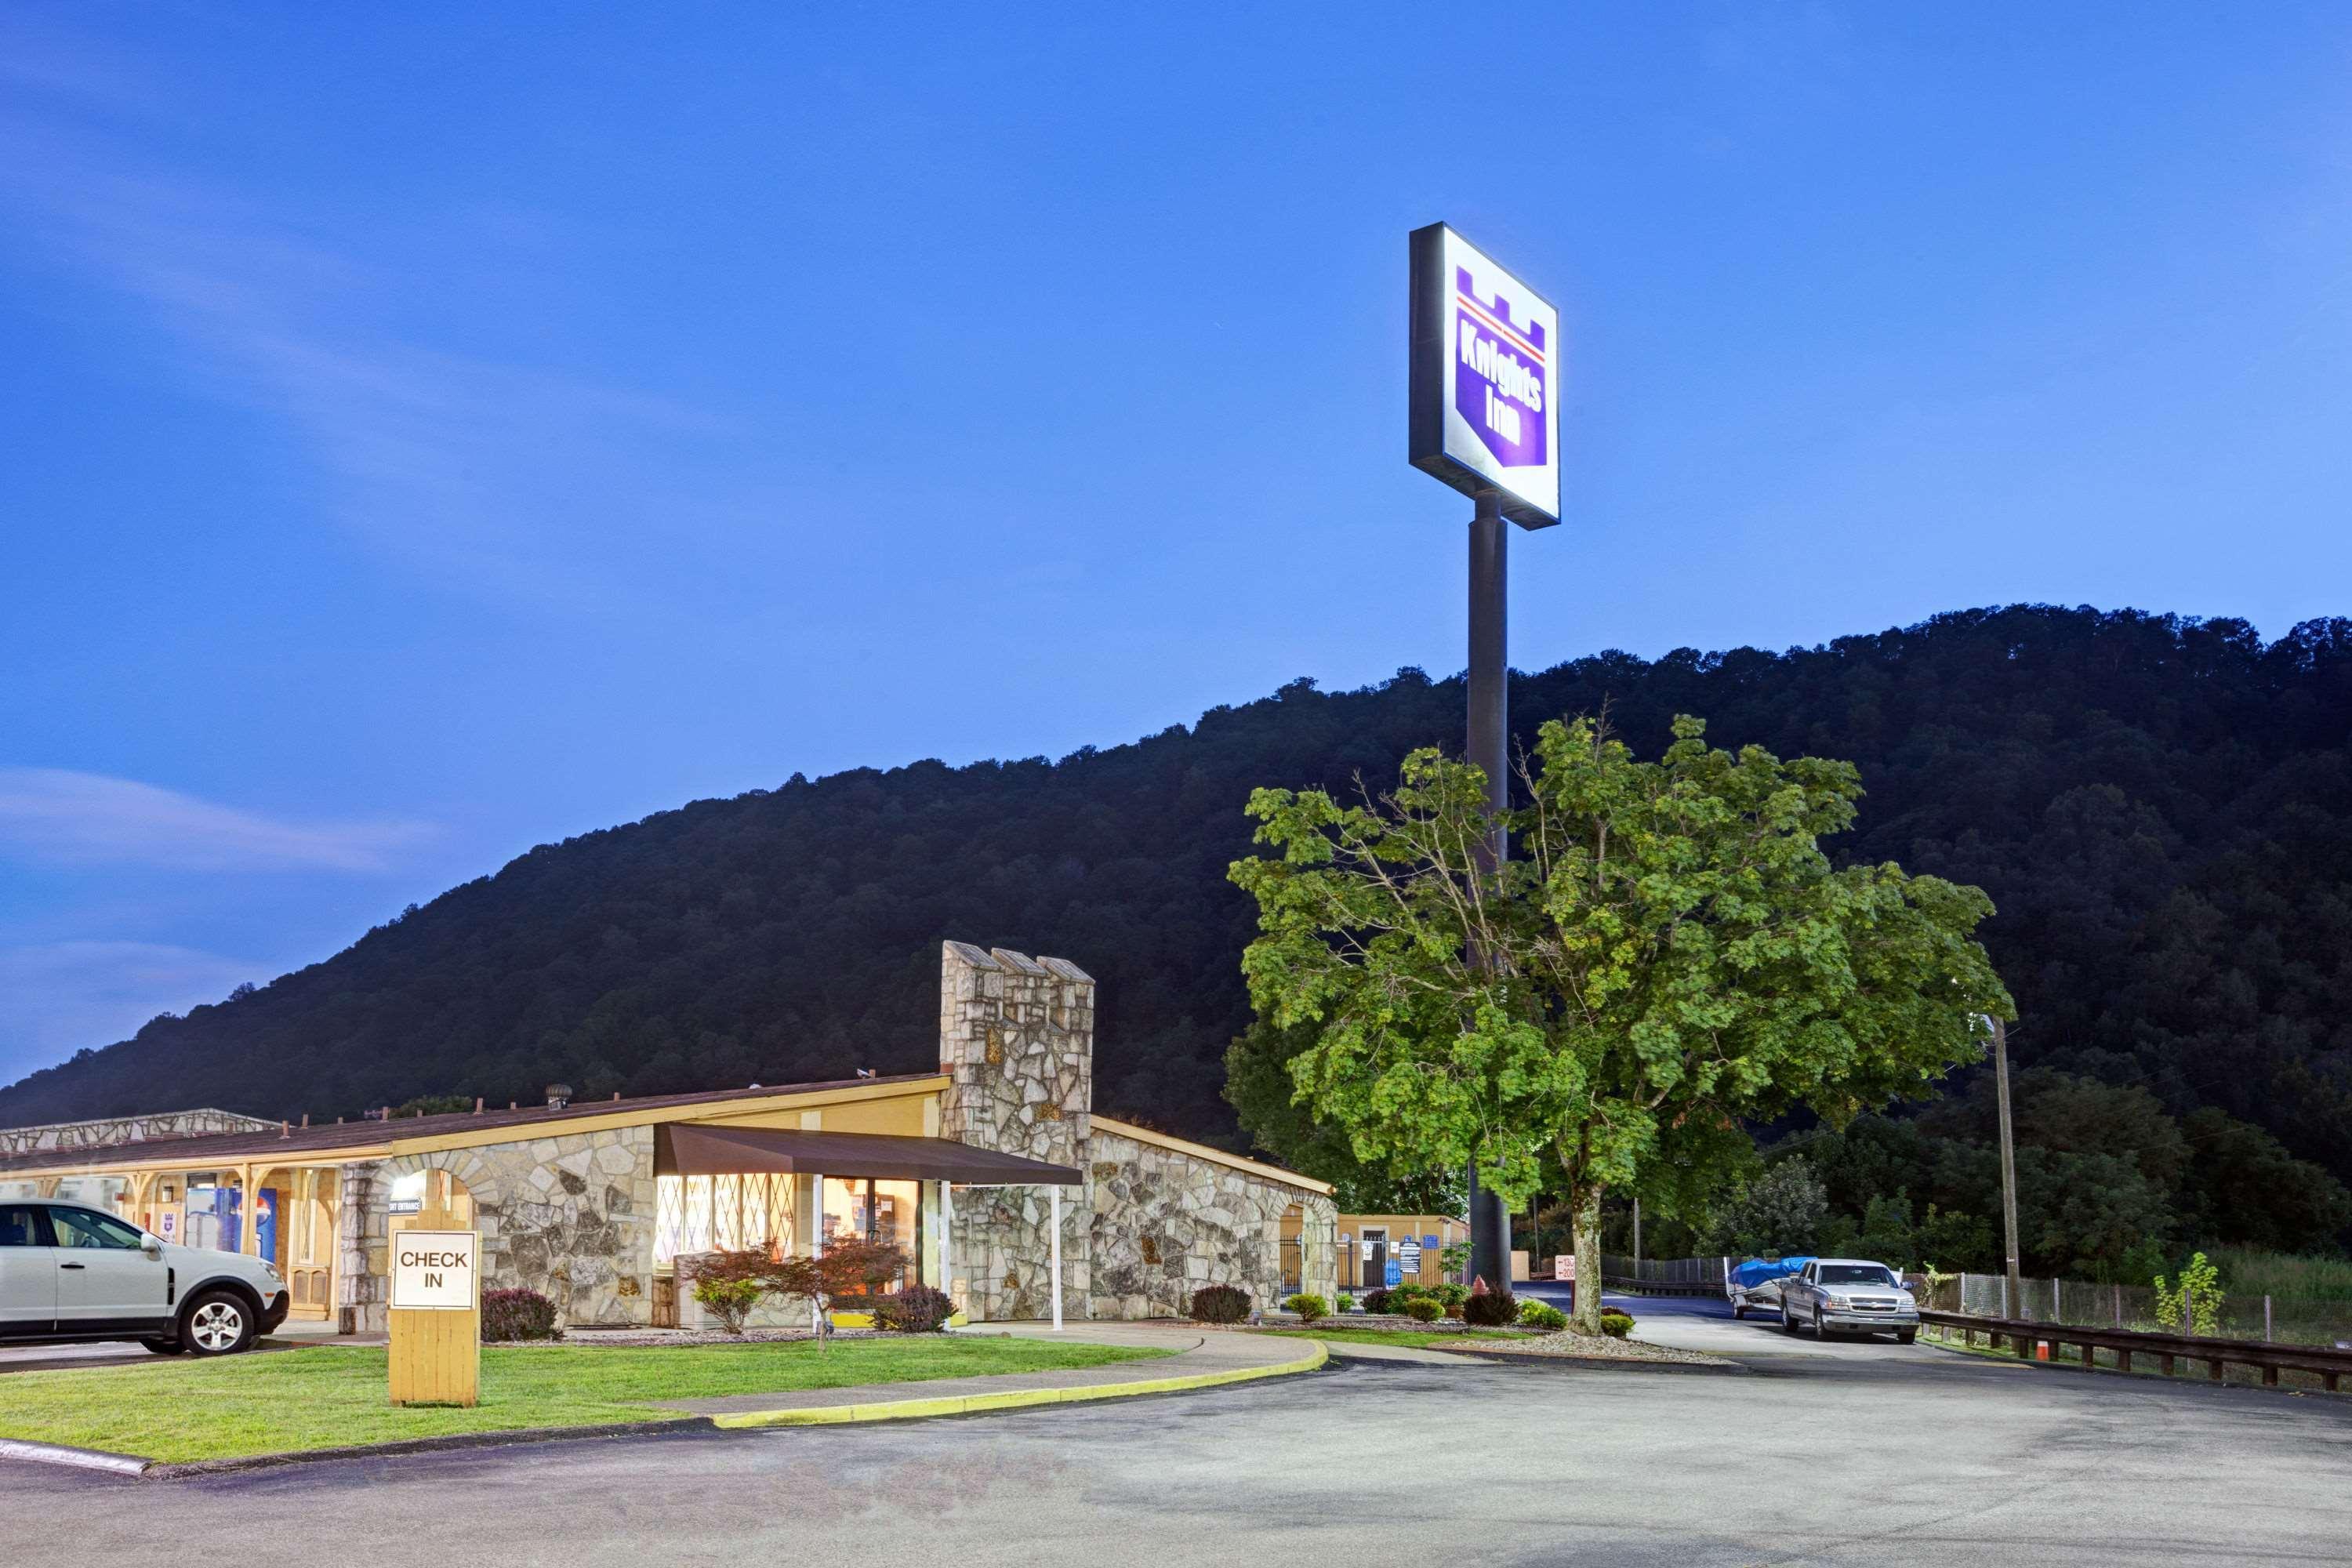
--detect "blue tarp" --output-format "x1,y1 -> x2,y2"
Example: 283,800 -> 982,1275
1730,1255 -> 1814,1290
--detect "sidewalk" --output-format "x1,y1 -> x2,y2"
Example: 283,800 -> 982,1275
660,1321 -> 1325,1427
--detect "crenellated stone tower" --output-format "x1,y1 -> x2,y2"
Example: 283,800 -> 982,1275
938,941 -> 1094,1322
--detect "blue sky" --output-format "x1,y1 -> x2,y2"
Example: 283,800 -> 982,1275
5,5 -> 2350,1086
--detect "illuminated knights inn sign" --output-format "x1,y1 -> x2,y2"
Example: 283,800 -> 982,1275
1408,223 -> 1563,529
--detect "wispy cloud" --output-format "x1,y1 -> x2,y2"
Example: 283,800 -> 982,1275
0,39 -> 770,611
0,940 -> 261,1070
0,768 -> 430,872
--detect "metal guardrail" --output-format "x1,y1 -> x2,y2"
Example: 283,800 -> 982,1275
1919,1308 -> 2350,1393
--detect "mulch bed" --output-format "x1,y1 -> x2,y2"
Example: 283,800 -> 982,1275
530,1326 -> 887,1348
1257,1311 -> 1548,1335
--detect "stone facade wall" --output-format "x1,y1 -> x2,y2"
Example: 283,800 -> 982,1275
939,942 -> 1093,1323
0,1107 -> 276,1156
1087,1125 -> 1338,1319
938,940 -> 1336,1323
339,1127 -> 658,1333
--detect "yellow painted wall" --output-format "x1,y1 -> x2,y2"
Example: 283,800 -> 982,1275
698,1090 -> 938,1137
1338,1214 -> 1468,1290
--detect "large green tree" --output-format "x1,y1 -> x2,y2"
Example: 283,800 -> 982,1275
1231,714 -> 2011,1330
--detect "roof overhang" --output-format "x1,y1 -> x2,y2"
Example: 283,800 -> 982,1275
658,1124 -> 1081,1185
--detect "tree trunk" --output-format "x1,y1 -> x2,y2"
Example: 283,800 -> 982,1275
1571,1189 -> 1605,1335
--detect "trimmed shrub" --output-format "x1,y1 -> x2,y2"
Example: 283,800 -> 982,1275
482,1287 -> 561,1342
1284,1293 -> 1329,1324
1190,1283 -> 1251,1324
873,1285 -> 956,1333
1388,1282 -> 1429,1305
693,1277 -> 764,1335
1464,1284 -> 1519,1327
1443,1302 -> 1466,1320
1519,1300 -> 1569,1330
1402,1295 -> 1444,1323
1336,1293 -> 1356,1314
1432,1282 -> 1470,1308
1360,1287 -> 1393,1315
1599,1310 -> 1636,1339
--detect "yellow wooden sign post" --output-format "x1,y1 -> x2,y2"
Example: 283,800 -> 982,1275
389,1200 -> 480,1406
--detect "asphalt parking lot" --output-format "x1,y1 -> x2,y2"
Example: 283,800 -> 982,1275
7,1297 -> 2348,1568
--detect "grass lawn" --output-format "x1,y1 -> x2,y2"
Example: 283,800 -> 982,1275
0,1337 -> 1171,1463
1255,1327 -> 1526,1348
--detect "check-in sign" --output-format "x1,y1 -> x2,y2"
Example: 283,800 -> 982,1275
390,1230 -> 478,1311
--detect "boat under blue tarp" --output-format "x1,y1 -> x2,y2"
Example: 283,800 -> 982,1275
1730,1255 -> 1814,1290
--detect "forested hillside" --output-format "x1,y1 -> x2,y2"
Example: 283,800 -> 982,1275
6,604 -> 2352,1254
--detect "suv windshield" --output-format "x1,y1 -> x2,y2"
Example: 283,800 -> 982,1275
1819,1265 -> 1897,1286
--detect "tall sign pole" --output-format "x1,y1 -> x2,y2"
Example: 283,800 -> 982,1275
1410,223 -> 1563,1294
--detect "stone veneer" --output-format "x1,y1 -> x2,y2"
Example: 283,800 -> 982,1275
940,942 -> 1093,1323
1086,1123 -> 1338,1319
0,1108 -> 276,1156
336,1126 -> 658,1334
938,940 -> 1338,1321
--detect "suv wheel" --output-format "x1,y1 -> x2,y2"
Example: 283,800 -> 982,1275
139,1338 -> 185,1356
180,1290 -> 256,1356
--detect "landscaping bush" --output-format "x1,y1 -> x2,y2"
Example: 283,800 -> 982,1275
1443,1302 -> 1466,1319
1463,1283 -> 1518,1327
1519,1300 -> 1569,1330
1432,1282 -> 1470,1308
1284,1293 -> 1329,1324
872,1285 -> 956,1333
481,1287 -> 561,1342
1402,1295 -> 1444,1323
693,1278 -> 764,1335
1599,1310 -> 1635,1339
1359,1287 -> 1393,1315
1388,1282 -> 1428,1307
1189,1283 -> 1252,1324
1336,1293 -> 1356,1314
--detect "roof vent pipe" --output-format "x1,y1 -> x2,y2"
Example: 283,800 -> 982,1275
545,1083 -> 572,1109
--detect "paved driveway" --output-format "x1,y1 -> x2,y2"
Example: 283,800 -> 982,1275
5,1314 -> 2347,1567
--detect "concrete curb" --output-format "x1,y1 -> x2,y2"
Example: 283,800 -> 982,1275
710,1340 -> 1330,1428
0,1419 -> 720,1482
140,1417 -> 719,1479
0,1437 -> 154,1475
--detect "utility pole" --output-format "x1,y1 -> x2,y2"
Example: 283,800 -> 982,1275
1991,1014 -> 2023,1316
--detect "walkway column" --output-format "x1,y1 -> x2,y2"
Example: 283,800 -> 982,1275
938,1182 -> 955,1312
238,1163 -> 259,1255
809,1172 -> 826,1333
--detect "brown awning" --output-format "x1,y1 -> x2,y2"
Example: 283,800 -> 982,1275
657,1124 -> 1082,1185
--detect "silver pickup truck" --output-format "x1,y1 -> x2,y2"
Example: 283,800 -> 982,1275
1777,1258 -> 1919,1342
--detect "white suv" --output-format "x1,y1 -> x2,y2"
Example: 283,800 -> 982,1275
0,1199 -> 290,1356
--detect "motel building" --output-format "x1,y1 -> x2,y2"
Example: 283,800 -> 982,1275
0,942 -> 1341,1330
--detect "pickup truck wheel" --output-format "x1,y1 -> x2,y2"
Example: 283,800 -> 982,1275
1813,1306 -> 1828,1338
1896,1328 -> 1918,1345
139,1338 -> 185,1355
1780,1305 -> 1798,1336
180,1290 -> 256,1357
